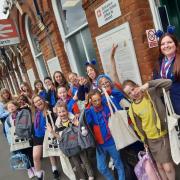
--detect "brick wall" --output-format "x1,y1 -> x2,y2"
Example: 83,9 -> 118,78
83,0 -> 159,83
9,0 -> 71,81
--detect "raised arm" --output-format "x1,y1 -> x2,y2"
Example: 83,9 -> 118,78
109,44 -> 120,83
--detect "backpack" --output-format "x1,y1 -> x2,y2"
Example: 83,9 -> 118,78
6,109 -> 32,139
59,124 -> 81,157
78,109 -> 95,149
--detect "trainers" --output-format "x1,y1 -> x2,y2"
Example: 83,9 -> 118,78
37,171 -> 45,180
52,170 -> 60,179
27,168 -> 35,179
88,177 -> 94,180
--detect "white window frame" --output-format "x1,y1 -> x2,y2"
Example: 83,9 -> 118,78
25,15 -> 47,81
52,0 -> 91,74
148,0 -> 162,30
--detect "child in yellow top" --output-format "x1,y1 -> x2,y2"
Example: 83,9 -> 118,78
122,79 -> 175,180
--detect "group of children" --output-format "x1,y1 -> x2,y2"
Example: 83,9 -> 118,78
0,57 -> 177,180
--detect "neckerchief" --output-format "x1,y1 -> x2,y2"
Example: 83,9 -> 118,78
161,55 -> 175,78
34,110 -> 41,129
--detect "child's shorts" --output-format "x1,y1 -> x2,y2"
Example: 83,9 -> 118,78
33,136 -> 44,146
147,134 -> 172,163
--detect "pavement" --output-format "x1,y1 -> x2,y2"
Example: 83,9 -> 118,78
1,124 -> 180,180
0,124 -> 104,180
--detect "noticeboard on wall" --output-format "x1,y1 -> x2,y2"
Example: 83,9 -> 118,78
96,22 -> 142,84
47,57 -> 61,79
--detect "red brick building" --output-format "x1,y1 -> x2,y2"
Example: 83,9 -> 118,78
0,0 -> 179,92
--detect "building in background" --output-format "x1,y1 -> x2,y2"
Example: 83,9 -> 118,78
0,0 -> 179,92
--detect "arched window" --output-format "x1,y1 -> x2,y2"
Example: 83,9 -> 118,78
25,15 -> 48,81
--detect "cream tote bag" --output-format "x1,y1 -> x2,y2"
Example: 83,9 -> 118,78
43,111 -> 76,179
163,88 -> 180,165
102,88 -> 139,150
10,116 -> 31,152
43,110 -> 63,157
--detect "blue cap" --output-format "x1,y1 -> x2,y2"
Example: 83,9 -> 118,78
97,74 -> 112,87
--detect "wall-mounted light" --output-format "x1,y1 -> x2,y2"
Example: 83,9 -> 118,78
3,0 -> 23,15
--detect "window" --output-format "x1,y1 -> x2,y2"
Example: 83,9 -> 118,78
53,0 -> 97,76
25,16 -> 48,81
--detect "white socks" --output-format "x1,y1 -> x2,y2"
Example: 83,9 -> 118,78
52,165 -> 57,172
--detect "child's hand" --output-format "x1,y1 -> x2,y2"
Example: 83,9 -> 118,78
73,91 -> 78,101
73,114 -> 79,126
79,77 -> 88,85
46,123 -> 53,133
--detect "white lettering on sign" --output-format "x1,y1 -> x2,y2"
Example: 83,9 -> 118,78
95,0 -> 121,27
146,29 -> 158,48
0,19 -> 20,46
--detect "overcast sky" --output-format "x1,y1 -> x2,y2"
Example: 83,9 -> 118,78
0,0 -> 8,20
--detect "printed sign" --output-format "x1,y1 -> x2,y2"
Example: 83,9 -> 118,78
0,19 -> 20,46
95,0 -> 121,27
146,29 -> 158,48
96,22 -> 142,84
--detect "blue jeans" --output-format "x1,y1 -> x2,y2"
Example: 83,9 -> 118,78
96,144 -> 125,180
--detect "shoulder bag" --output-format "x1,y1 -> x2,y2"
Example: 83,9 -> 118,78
102,87 -> 139,150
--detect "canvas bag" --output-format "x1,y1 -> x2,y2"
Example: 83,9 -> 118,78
43,110 -> 63,157
10,152 -> 30,170
134,149 -> 161,180
162,88 -> 180,165
59,124 -> 81,157
9,116 -> 31,152
77,109 -> 95,149
102,88 -> 139,150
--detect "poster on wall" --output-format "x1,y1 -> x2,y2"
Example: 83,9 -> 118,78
96,22 -> 142,84
47,57 -> 61,79
27,68 -> 36,90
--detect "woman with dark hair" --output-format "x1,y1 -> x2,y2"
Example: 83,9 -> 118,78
86,64 -> 99,90
53,71 -> 69,90
44,77 -> 57,110
34,79 -> 47,101
153,33 -> 180,114
20,82 -> 33,100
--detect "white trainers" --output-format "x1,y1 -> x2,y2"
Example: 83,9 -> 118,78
27,168 -> 35,179
88,177 -> 94,180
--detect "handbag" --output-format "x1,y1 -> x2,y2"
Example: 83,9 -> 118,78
77,109 -> 95,149
162,88 -> 180,164
10,116 -> 31,152
134,149 -> 161,180
10,152 -> 30,170
102,88 -> 139,150
43,110 -> 63,157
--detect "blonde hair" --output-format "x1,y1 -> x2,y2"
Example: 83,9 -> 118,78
0,88 -> 12,104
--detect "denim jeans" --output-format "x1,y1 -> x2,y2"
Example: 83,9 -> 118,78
96,144 -> 125,180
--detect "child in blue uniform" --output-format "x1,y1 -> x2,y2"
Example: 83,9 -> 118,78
85,89 -> 125,180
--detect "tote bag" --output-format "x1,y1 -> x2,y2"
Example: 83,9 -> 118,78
102,88 -> 139,150
43,110 -> 63,157
134,149 -> 161,180
10,117 -> 31,152
163,88 -> 180,164
10,152 -> 30,170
